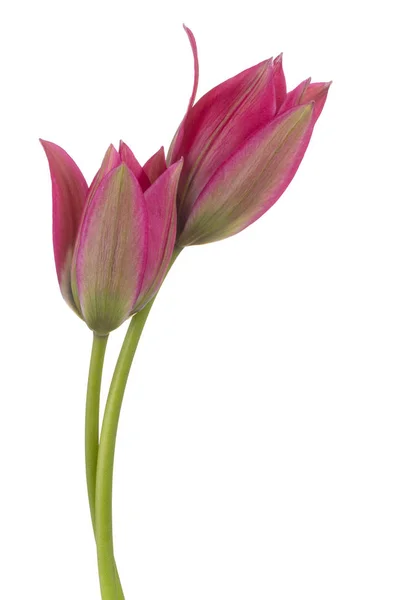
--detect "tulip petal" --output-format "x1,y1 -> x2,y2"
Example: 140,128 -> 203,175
167,25 -> 199,166
75,164 -> 148,334
40,140 -> 88,311
273,54 -> 287,111
176,58 -> 277,225
88,144 -> 121,201
182,25 -> 199,115
119,141 -> 150,190
300,81 -> 331,122
135,159 -> 183,310
178,104 -> 314,246
278,78 -> 311,115
279,79 -> 330,125
143,147 -> 167,185
70,144 -> 122,314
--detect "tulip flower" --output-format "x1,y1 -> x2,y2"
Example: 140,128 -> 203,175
167,26 -> 330,246
41,140 -> 182,335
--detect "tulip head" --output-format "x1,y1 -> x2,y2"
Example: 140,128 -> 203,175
42,140 -> 182,335
168,27 -> 330,247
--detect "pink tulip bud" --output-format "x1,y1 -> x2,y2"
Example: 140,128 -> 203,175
41,140 -> 182,334
168,27 -> 330,246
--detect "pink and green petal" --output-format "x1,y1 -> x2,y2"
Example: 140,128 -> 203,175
74,164 -> 148,335
178,104 -> 314,246
40,139 -> 88,312
176,58 -> 277,224
279,79 -> 330,125
70,144 -> 122,314
300,81 -> 331,121
143,147 -> 167,185
135,159 -> 183,310
167,25 -> 199,166
87,144 -> 121,202
272,54 -> 287,111
119,141 -> 150,190
278,78 -> 311,115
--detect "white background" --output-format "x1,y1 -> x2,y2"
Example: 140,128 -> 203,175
1,0 -> 399,598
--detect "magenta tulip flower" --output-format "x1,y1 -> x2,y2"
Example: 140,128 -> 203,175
167,26 -> 330,246
41,140 -> 182,335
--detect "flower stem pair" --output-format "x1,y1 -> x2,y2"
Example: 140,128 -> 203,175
85,250 -> 180,599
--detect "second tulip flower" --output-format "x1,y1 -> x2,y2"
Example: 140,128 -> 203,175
42,140 -> 183,335
167,27 -> 330,246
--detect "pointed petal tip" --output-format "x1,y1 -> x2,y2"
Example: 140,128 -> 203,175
303,81 -> 331,103
119,140 -> 135,156
102,142 -> 119,162
40,138 -> 49,152
115,162 -> 129,177
40,138 -> 62,153
301,101 -> 315,116
100,161 -> 130,182
182,24 -> 196,46
248,57 -> 274,78
310,80 -> 332,90
318,80 -> 332,96
171,156 -> 184,176
169,156 -> 184,174
154,145 -> 166,159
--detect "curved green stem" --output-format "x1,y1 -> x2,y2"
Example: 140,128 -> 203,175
95,301 -> 154,599
86,333 -> 124,599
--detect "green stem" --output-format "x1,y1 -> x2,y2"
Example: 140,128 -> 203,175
86,333 -> 108,529
86,333 -> 124,599
95,248 -> 182,599
95,301 -> 154,599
